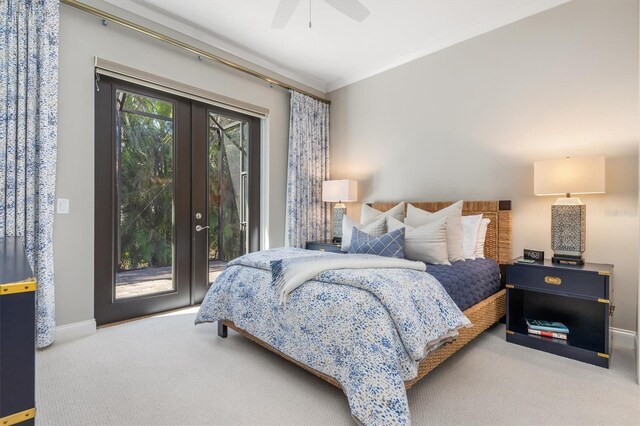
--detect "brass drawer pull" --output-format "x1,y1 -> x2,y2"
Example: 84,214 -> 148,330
544,276 -> 562,285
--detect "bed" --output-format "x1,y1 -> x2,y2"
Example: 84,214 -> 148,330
196,200 -> 512,424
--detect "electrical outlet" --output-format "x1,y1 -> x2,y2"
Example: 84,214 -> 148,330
56,198 -> 70,214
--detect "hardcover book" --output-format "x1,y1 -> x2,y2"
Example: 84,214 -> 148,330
528,332 -> 568,345
525,319 -> 569,334
527,328 -> 568,340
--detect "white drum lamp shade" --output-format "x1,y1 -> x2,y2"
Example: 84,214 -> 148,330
534,155 -> 605,196
322,180 -> 358,241
534,155 -> 605,264
322,180 -> 358,203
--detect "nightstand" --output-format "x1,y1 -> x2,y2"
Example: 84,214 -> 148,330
505,258 -> 613,368
305,240 -> 344,253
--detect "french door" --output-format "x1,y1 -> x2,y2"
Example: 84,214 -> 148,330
190,104 -> 261,302
95,76 -> 260,325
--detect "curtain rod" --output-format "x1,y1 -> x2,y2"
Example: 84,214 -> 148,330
60,0 -> 330,104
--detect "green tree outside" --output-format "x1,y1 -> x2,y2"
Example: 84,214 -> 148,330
115,90 -> 246,273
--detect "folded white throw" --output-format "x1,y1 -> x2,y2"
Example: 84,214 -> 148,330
271,254 -> 427,304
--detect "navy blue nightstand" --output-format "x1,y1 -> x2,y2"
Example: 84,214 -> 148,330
306,240 -> 344,254
0,238 -> 37,425
506,258 -> 613,368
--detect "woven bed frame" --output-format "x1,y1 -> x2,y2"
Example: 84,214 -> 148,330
219,200 -> 512,391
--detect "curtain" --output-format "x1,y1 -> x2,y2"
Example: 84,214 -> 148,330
1,0 -> 59,348
285,91 -> 330,248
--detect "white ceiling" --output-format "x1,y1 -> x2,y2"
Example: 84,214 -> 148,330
104,0 -> 570,93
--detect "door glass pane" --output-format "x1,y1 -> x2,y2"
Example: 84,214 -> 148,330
208,112 -> 249,284
114,89 -> 175,300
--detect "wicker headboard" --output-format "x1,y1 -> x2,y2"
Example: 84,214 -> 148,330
370,200 -> 512,265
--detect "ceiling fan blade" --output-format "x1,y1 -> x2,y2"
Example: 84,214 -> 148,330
271,0 -> 302,29
324,0 -> 370,22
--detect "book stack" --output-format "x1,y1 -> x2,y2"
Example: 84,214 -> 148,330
525,319 -> 569,340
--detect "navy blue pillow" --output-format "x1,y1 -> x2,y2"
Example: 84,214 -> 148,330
348,227 -> 405,258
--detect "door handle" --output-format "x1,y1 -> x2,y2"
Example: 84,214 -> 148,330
195,225 -> 210,232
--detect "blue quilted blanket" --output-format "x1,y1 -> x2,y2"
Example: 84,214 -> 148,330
427,258 -> 501,311
195,248 -> 470,425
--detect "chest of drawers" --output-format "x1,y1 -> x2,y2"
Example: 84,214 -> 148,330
0,238 -> 36,425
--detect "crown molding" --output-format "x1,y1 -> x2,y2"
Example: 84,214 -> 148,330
99,0 -> 569,95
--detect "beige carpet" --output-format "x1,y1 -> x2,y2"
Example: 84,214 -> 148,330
37,307 -> 639,425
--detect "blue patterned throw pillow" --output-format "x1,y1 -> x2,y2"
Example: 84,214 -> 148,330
348,227 -> 405,258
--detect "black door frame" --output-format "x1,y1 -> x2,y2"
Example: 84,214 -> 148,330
95,76 -> 261,324
95,77 -> 193,325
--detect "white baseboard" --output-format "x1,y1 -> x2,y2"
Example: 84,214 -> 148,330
55,319 -> 97,344
48,321 -> 639,352
611,327 -> 636,350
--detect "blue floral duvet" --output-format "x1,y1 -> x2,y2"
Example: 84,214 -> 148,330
195,248 -> 471,425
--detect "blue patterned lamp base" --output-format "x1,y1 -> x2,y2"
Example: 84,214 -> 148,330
332,204 -> 346,242
551,198 -> 586,265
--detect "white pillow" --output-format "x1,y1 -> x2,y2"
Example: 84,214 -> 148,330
475,218 -> 491,259
361,202 -> 405,225
461,214 -> 483,260
341,216 -> 386,252
387,216 -> 450,265
405,201 -> 465,262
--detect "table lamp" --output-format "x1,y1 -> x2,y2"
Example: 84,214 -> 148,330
322,179 -> 358,242
534,155 -> 605,265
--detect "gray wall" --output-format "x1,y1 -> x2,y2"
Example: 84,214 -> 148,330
55,2 -> 291,327
329,0 -> 639,331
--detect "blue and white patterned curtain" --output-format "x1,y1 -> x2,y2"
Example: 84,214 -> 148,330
1,0 -> 59,348
285,91 -> 330,248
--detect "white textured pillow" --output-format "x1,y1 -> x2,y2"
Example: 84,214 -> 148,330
341,216 -> 386,252
387,216 -> 449,265
405,201 -> 464,262
475,218 -> 491,259
360,202 -> 405,225
461,214 -> 483,259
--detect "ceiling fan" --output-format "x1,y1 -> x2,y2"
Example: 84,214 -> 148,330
271,0 -> 370,29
